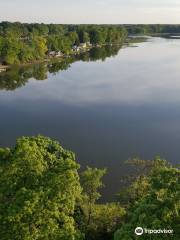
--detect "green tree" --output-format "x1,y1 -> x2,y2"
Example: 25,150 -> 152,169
80,167 -> 106,227
0,36 -> 4,56
114,161 -> 180,240
86,203 -> 126,240
47,35 -> 59,51
82,32 -> 90,43
90,30 -> 105,45
31,36 -> 48,59
68,31 -> 79,45
18,42 -> 34,63
117,157 -> 170,208
0,136 -> 83,240
2,34 -> 21,64
78,167 -> 126,240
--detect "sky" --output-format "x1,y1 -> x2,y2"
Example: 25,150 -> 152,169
0,0 -> 180,24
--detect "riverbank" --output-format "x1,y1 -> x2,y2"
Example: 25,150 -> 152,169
125,36 -> 148,44
0,37 -> 148,73
0,43 -> 117,72
0,44 -> 97,73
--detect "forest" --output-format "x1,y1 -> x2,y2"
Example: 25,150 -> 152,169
125,24 -> 180,35
0,22 -> 127,65
1,22 -> 180,65
0,135 -> 179,240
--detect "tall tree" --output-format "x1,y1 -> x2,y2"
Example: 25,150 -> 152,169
0,136 -> 83,240
114,161 -> 180,240
80,167 -> 106,225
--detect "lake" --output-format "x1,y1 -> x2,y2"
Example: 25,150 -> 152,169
0,37 -> 180,201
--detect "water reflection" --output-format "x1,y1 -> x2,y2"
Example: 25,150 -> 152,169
0,45 -> 122,91
1,38 -> 180,201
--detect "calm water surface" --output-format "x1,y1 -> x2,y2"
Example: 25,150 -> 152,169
1,37 -> 180,200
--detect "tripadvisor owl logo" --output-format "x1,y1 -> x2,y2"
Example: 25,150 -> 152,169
134,227 -> 174,236
135,227 -> 144,236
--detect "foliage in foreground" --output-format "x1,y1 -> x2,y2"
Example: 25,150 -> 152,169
0,136 -> 179,240
114,158 -> 180,240
78,167 -> 126,240
0,136 -> 82,240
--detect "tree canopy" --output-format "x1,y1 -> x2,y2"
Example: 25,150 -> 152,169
0,136 -> 179,240
114,158 -> 180,240
0,136 -> 82,240
0,22 -> 127,65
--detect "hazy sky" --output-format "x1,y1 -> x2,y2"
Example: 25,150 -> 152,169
0,0 -> 180,24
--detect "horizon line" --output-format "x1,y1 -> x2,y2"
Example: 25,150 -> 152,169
0,20 -> 180,25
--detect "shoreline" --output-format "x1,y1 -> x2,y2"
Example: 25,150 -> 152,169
0,40 -> 136,72
0,45 -> 97,72
0,44 -> 115,72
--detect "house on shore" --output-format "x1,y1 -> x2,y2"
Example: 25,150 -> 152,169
0,65 -> 7,73
79,43 -> 87,49
48,51 -> 64,58
87,42 -> 93,47
72,45 -> 81,52
72,42 -> 93,53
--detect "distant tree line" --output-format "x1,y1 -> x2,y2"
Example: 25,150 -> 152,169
0,22 -> 127,65
1,22 -> 180,65
0,136 -> 179,239
125,24 -> 180,35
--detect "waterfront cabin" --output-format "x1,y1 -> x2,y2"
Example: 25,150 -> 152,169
48,51 -> 63,58
79,43 -> 87,49
72,45 -> 81,52
0,65 -> 7,73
